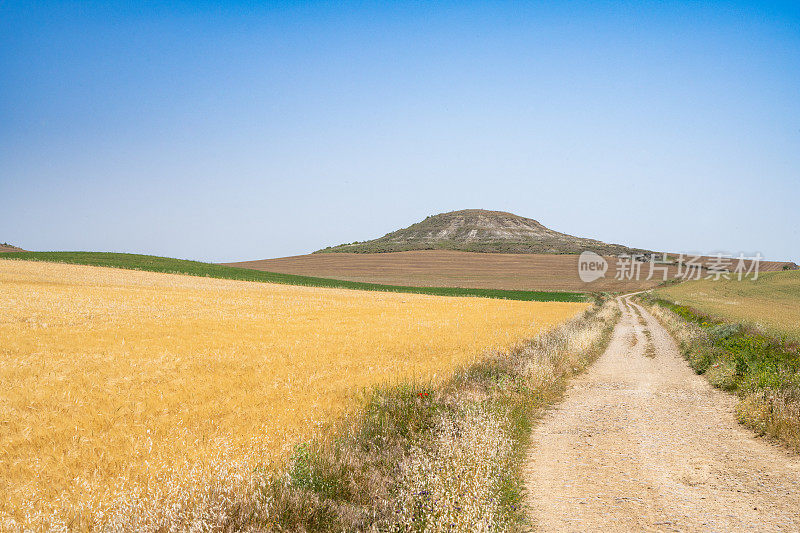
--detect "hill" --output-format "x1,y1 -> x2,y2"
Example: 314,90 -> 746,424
0,242 -> 25,253
316,209 -> 651,255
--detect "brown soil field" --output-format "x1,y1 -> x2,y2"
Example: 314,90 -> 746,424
226,251 -> 796,293
225,251 -> 675,292
670,254 -> 796,272
0,243 -> 24,253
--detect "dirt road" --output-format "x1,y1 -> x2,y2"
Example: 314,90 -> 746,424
524,296 -> 800,532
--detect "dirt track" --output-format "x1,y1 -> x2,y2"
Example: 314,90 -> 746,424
524,296 -> 800,532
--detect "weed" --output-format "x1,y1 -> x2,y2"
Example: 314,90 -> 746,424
639,295 -> 800,451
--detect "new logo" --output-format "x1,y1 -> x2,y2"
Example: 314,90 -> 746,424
578,251 -> 608,282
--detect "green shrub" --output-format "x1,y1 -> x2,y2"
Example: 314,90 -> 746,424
641,295 -> 800,451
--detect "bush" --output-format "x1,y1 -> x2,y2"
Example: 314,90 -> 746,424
641,295 -> 800,452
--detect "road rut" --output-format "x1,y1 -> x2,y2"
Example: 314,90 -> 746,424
524,297 -> 800,532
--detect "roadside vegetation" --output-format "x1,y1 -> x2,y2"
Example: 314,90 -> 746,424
629,305 -> 655,357
2,251 -> 586,302
639,295 -> 800,452
105,298 -> 618,531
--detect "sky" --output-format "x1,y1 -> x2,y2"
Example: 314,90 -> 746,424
1,1 -> 799,262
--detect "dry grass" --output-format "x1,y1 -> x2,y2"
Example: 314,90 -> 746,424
655,270 -> 800,342
268,300 -> 620,532
737,389 -> 800,451
0,259 -> 586,528
390,302 -> 620,532
393,405 -> 515,531
630,305 -> 655,357
645,304 -> 706,354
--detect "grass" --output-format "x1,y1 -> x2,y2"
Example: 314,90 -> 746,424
631,304 -> 655,357
2,251 -> 587,302
0,259 -> 588,529
654,269 -> 800,342
640,294 -> 800,452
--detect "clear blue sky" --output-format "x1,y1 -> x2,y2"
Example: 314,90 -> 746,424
2,1 -> 798,262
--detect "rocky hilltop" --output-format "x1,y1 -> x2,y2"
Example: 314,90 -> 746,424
0,242 -> 25,253
316,209 -> 651,255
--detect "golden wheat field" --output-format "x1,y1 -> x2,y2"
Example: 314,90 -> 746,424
0,260 -> 586,526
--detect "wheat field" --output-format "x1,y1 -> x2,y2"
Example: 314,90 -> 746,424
655,270 -> 800,342
0,260 -> 586,527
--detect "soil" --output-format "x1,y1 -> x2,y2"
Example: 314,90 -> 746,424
225,251 -> 676,293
